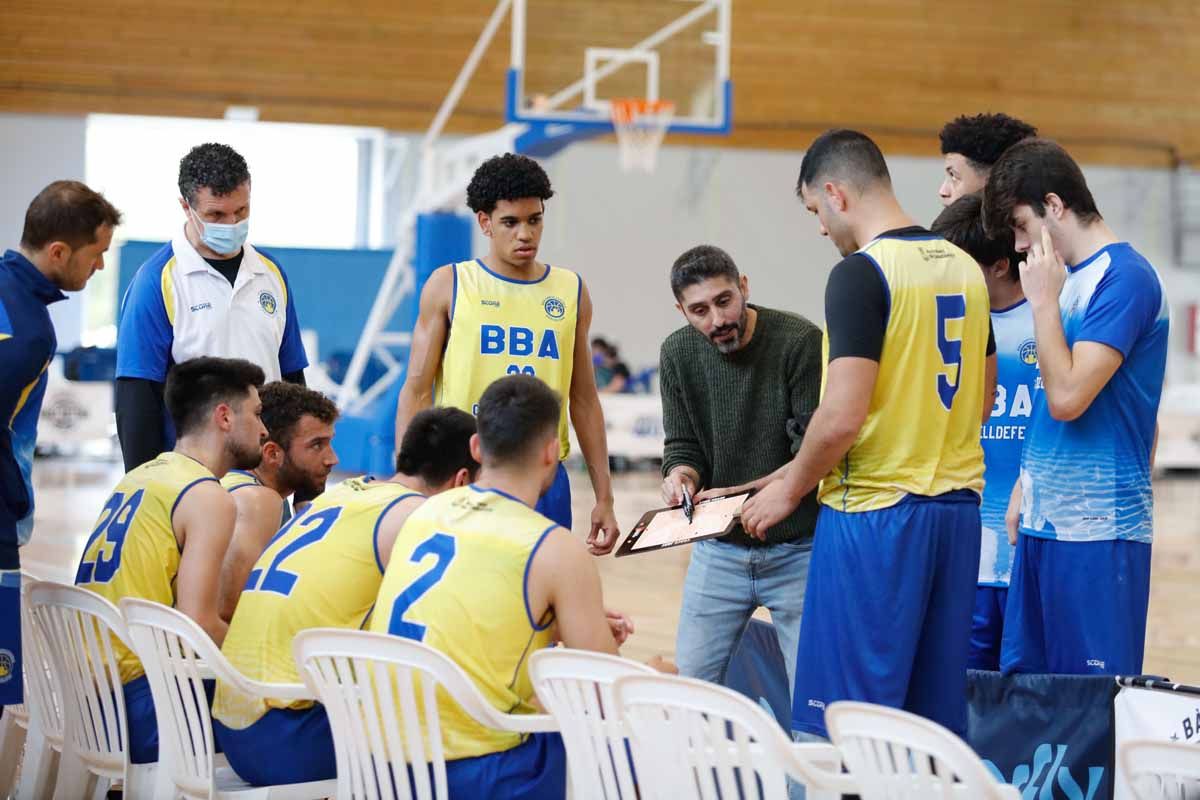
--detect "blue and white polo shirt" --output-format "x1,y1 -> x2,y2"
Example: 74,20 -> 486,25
116,232 -> 308,384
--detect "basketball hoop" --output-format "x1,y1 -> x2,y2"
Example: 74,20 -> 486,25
610,98 -> 675,173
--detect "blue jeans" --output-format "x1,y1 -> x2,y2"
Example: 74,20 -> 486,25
676,538 -> 811,695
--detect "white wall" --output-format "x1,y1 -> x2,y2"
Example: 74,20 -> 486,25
538,140 -> 1200,383
0,113 -> 88,350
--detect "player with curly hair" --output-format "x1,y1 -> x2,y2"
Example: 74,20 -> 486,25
938,112 -> 1037,206
217,381 -> 340,621
394,153 -> 621,553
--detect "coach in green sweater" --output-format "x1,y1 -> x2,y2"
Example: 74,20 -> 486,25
660,244 -> 822,694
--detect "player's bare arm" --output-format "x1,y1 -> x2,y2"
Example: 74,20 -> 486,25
373,495 -> 426,570
395,265 -> 454,444
568,278 -> 620,555
527,527 -> 621,654
983,352 -> 998,425
1022,225 -> 1124,421
217,486 -> 285,622
741,357 -> 879,539
174,480 -> 236,644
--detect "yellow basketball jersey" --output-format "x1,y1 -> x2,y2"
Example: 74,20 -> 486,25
220,469 -> 261,492
369,485 -> 558,760
75,452 -> 217,684
219,469 -> 291,526
213,476 -> 420,729
819,233 -> 990,513
436,259 -> 579,459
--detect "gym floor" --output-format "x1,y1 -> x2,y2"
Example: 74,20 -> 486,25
21,459 -> 1200,684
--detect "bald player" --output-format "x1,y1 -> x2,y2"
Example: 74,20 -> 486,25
739,130 -> 996,740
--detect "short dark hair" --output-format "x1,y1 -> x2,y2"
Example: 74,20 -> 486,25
395,407 -> 479,485
939,113 -> 1038,169
931,195 -> 1021,282
258,382 -> 339,450
20,181 -> 122,251
796,129 -> 891,196
982,138 -> 1101,236
165,357 -> 266,437
178,143 -> 251,205
466,153 -> 554,215
476,375 -> 560,465
670,245 -> 740,300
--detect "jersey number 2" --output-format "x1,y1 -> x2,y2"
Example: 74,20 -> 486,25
245,506 -> 343,597
387,533 -> 457,642
935,294 -> 966,411
76,489 -> 146,584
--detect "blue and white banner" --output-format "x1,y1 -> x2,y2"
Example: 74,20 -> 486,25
967,670 -> 1114,800
1114,678 -> 1200,799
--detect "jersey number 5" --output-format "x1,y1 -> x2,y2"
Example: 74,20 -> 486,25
76,489 -> 146,584
935,294 -> 967,411
387,533 -> 457,642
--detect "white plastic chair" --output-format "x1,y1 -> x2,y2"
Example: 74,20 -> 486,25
293,628 -> 558,800
528,648 -> 655,800
613,673 -> 853,800
1120,739 -> 1200,800
26,581 -> 159,799
10,573 -> 66,800
0,570 -> 38,796
825,701 -> 1021,800
120,598 -> 338,799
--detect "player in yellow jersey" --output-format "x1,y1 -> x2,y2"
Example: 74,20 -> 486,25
212,407 -> 479,787
394,153 -> 620,554
217,382 -> 339,621
734,130 -> 997,741
373,375 -> 635,799
75,356 -> 267,764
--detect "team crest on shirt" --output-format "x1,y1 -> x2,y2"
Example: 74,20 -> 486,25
258,291 -> 278,316
1019,339 -> 1038,366
0,649 -> 13,683
544,296 -> 566,321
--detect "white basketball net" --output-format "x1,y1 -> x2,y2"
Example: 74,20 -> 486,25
610,98 -> 675,173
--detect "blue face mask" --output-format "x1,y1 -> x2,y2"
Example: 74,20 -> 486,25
191,207 -> 249,255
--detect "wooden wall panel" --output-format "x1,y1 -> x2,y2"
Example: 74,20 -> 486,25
1,1 -> 1196,166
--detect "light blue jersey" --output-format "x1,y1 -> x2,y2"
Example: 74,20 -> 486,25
1019,243 -> 1168,543
980,299 -> 1038,585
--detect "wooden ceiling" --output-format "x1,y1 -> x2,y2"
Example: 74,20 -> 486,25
1,1 -> 1196,166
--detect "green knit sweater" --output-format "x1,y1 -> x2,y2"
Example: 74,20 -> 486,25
660,305 -> 823,547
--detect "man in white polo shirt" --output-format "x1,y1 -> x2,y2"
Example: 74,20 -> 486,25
115,143 -> 309,471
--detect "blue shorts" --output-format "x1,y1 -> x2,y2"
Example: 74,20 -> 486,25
124,674 -> 217,764
445,733 -> 565,799
214,704 -> 336,785
217,705 -> 564,799
791,492 -> 981,739
1000,534 -> 1151,676
967,585 -> 1008,671
0,559 -> 22,707
534,462 -> 572,531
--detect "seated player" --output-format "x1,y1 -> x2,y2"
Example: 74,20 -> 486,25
370,375 -> 632,800
75,356 -> 267,764
212,407 -> 480,787
217,381 -> 339,621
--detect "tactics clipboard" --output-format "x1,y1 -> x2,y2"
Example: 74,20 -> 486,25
614,490 -> 754,557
